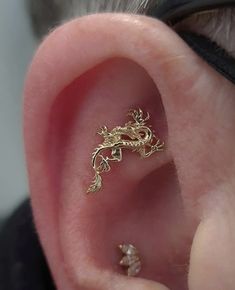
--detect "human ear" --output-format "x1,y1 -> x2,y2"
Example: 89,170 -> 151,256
24,14 -> 235,290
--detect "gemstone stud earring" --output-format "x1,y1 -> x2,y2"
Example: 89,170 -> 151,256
119,244 -> 141,277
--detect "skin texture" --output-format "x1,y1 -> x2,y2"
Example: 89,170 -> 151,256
24,14 -> 235,290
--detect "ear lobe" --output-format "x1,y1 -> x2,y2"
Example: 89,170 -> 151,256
24,13 -> 235,290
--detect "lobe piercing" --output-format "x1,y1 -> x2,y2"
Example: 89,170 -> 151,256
119,244 -> 141,277
87,108 -> 164,193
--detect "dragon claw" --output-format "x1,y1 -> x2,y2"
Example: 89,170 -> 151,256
98,126 -> 108,136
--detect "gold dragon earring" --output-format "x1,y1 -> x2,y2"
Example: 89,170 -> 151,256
87,108 -> 164,193
119,244 -> 141,277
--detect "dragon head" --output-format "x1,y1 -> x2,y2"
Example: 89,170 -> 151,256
127,108 -> 150,125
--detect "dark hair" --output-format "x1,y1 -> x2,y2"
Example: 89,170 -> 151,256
26,0 -> 153,39
26,0 -> 67,39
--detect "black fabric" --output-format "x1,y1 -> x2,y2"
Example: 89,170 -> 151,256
147,0 -> 235,84
0,200 -> 55,290
147,0 -> 235,24
178,31 -> 235,85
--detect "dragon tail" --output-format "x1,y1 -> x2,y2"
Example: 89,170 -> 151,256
87,172 -> 102,194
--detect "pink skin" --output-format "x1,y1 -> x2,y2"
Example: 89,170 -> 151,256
24,14 -> 235,290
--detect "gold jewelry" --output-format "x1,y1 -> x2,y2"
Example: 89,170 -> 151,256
119,244 -> 141,277
87,108 -> 164,193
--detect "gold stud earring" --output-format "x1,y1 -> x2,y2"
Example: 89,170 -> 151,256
119,244 -> 141,277
87,108 -> 164,193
